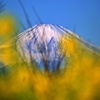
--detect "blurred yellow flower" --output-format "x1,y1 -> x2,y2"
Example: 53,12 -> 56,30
0,15 -> 16,35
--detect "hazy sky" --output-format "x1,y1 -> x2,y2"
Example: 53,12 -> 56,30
2,0 -> 100,46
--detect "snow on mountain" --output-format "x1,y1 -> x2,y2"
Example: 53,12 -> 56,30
0,24 -> 100,72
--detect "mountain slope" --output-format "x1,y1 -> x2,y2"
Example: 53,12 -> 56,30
0,24 -> 100,71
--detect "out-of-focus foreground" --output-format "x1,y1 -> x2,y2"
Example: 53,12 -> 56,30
0,23 -> 100,100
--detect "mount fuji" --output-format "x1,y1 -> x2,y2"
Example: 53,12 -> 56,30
0,24 -> 100,72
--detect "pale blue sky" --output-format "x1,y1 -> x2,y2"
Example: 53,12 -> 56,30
2,0 -> 100,46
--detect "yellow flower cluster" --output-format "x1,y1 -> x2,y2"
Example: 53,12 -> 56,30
0,22 -> 100,99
